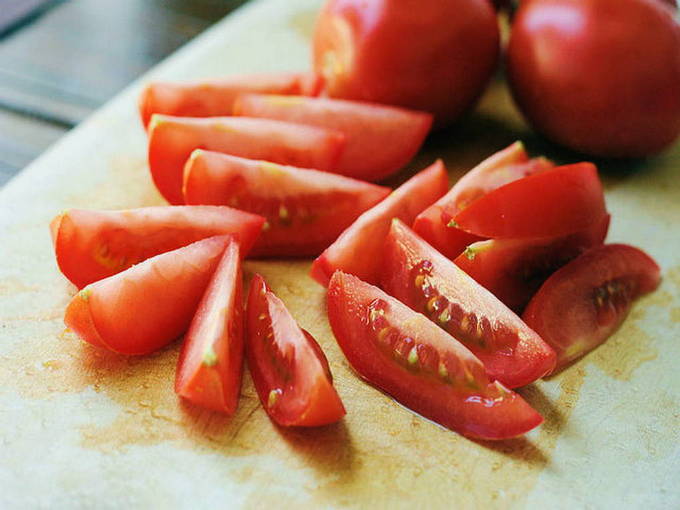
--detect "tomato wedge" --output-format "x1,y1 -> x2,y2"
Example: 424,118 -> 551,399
523,244 -> 661,370
64,236 -> 229,355
327,271 -> 543,439
50,206 -> 264,289
175,239 -> 243,413
455,214 -> 610,313
413,142 -> 552,259
311,160 -> 448,286
381,220 -> 555,388
139,72 -> 322,128
148,115 -> 346,205
454,162 -> 606,240
246,274 -> 345,426
233,94 -> 433,181
183,150 -> 390,257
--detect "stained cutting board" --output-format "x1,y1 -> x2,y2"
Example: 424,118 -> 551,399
1,0 -> 678,508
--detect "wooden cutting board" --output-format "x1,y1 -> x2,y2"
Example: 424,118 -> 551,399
1,0 -> 678,507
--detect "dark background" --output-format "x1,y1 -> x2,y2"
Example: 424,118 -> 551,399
0,0 -> 249,185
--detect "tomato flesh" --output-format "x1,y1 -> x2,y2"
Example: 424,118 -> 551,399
51,206 -> 264,289
311,159 -> 448,286
148,115 -> 346,204
523,244 -> 661,370
327,271 -> 542,439
246,274 -> 345,426
183,150 -> 390,257
382,220 -> 556,388
233,94 -> 433,181
139,72 -> 322,128
65,236 -> 229,355
454,162 -> 606,240
455,214 -> 610,313
175,240 -> 244,414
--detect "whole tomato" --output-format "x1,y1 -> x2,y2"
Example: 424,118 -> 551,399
507,0 -> 680,158
312,0 -> 500,126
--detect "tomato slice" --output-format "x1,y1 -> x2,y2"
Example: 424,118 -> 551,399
523,244 -> 661,370
139,72 -> 322,128
381,220 -> 556,388
454,162 -> 606,239
175,239 -> 244,413
148,115 -> 346,205
183,150 -> 390,257
327,271 -> 543,439
455,214 -> 610,313
413,142 -> 551,259
233,94 -> 433,181
64,236 -> 229,356
246,274 -> 345,426
311,160 -> 448,286
51,206 -> 264,289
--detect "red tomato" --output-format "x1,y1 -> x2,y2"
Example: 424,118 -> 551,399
455,214 -> 610,313
138,72 -> 322,128
64,236 -> 229,355
413,142 -> 552,259
311,160 -> 448,286
454,163 -> 606,240
175,240 -> 244,414
148,115 -> 346,204
50,206 -> 264,289
507,0 -> 680,157
523,244 -> 661,369
381,220 -> 556,388
327,271 -> 543,439
246,274 -> 345,426
233,94 -> 433,181
312,0 -> 500,126
183,150 -> 390,257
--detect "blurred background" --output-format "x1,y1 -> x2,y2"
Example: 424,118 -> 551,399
0,0 -> 250,186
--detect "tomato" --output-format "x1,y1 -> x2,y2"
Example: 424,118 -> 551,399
311,160 -> 448,286
246,274 -> 345,426
183,150 -> 390,257
523,244 -> 661,370
175,239 -> 243,414
455,214 -> 610,313
233,94 -> 433,181
148,115 -> 346,204
507,0 -> 680,157
64,236 -> 229,355
50,206 -> 264,289
454,163 -> 606,240
312,0 -> 500,126
413,142 -> 552,259
381,220 -> 556,388
327,271 -> 543,439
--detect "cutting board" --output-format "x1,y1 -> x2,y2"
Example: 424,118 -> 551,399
1,0 -> 678,507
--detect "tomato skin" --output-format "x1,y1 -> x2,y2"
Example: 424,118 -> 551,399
246,274 -> 345,427
455,214 -> 610,313
313,0 -> 500,126
139,72 -> 322,128
148,115 -> 346,205
328,271 -> 543,439
507,0 -> 680,157
50,206 -> 264,289
523,244 -> 661,370
454,163 -> 606,240
175,240 -> 243,414
311,160 -> 448,286
183,150 -> 390,257
64,236 -> 230,356
382,220 -> 556,388
233,94 -> 432,181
